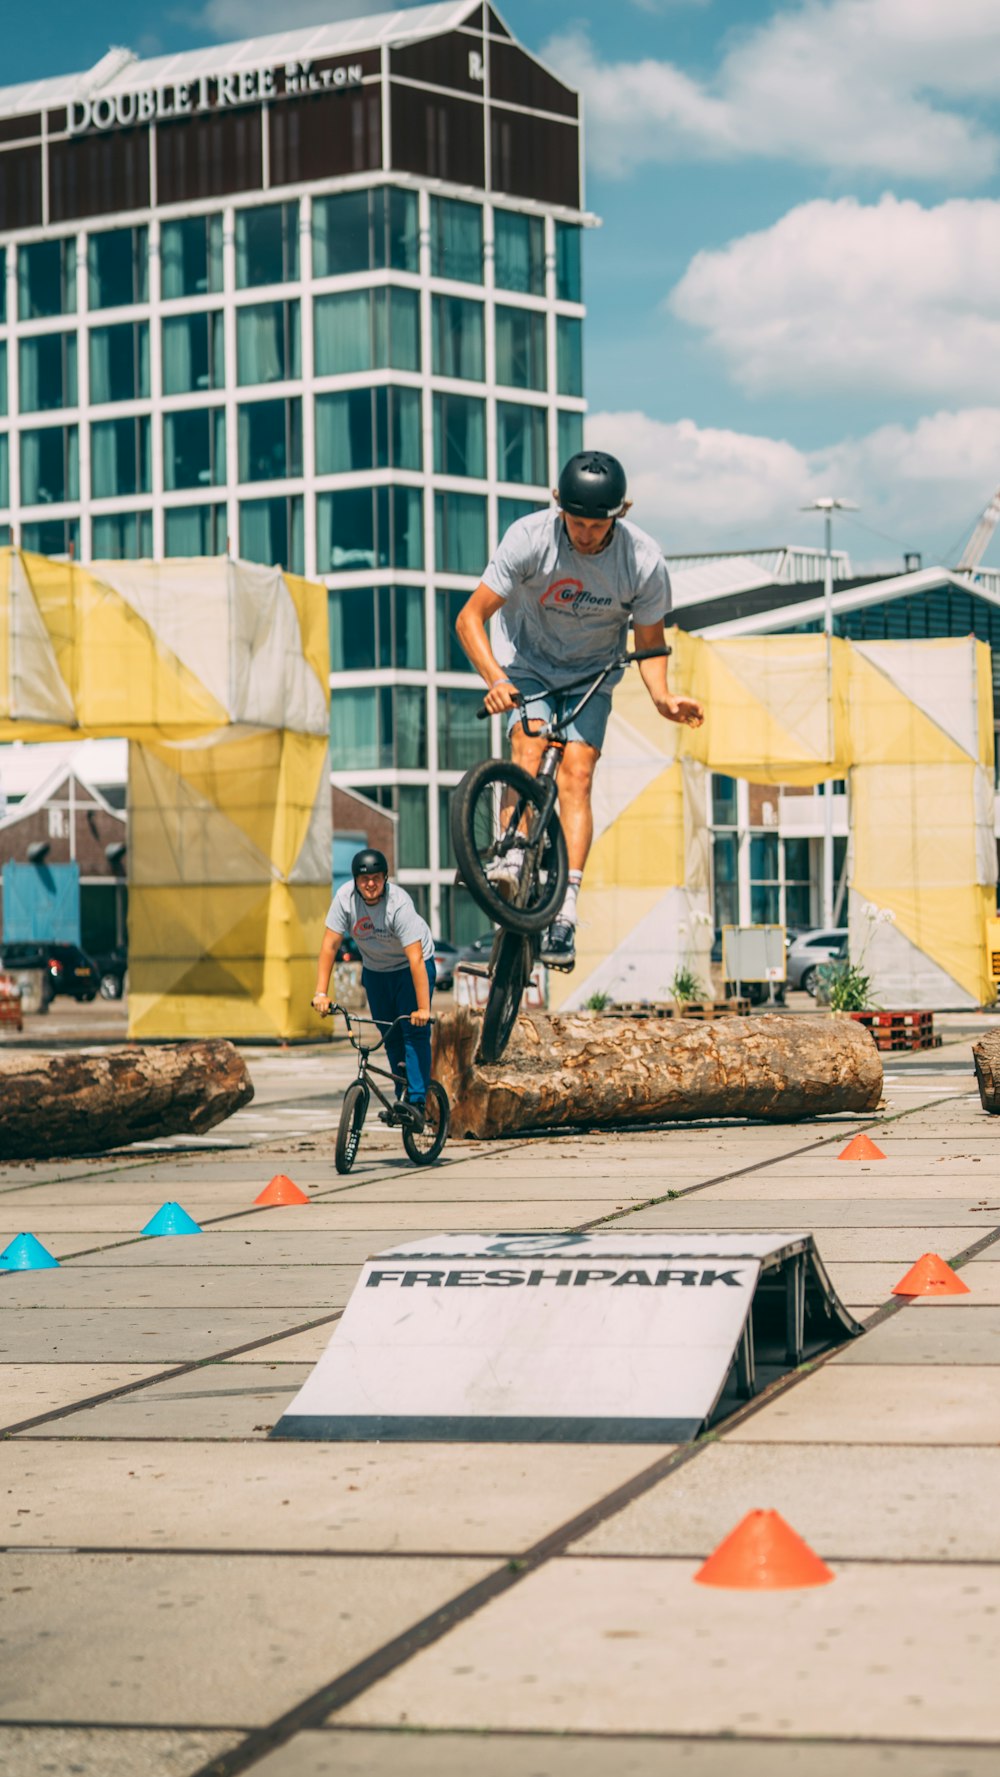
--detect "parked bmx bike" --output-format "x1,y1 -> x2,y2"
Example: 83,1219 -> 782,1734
450,645 -> 671,1064
322,1004 -> 450,1173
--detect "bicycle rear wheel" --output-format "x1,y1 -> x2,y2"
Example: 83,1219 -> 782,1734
335,1080 -> 369,1174
450,759 -> 567,935
477,929 -> 532,1065
402,1080 -> 450,1166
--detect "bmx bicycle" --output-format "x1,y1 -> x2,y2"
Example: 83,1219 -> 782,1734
450,645 -> 672,1065
322,1004 -> 450,1173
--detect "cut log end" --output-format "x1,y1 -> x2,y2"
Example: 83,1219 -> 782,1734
432,1008 -> 883,1142
972,1032 -> 1000,1114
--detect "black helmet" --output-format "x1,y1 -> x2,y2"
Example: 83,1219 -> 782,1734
352,848 -> 388,879
557,451 -> 627,519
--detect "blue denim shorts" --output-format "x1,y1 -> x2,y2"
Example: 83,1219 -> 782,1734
505,675 -> 612,753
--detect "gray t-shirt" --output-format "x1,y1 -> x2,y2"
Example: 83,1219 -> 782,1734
326,882 -> 435,974
482,510 -> 672,691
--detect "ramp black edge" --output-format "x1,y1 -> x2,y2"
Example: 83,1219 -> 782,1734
271,1414 -> 703,1443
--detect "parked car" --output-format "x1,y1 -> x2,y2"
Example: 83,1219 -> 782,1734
431,938 -> 460,991
334,934 -> 361,964
454,931 -> 498,973
0,941 -> 99,1001
92,945 -> 128,1000
786,927 -> 848,995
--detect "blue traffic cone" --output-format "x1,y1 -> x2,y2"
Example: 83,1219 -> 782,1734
141,1202 -> 202,1237
0,1232 -> 60,1271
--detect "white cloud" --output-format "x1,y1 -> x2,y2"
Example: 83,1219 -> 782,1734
547,0 -> 1000,179
668,194 -> 1000,400
188,0 -> 391,38
585,405 -> 1000,561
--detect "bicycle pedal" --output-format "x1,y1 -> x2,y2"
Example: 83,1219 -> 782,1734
545,959 -> 576,974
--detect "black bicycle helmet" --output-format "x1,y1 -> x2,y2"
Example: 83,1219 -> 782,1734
557,451 -> 628,519
352,848 -> 389,878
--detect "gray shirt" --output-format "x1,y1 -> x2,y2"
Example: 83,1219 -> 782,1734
326,882 -> 435,974
482,510 -> 672,691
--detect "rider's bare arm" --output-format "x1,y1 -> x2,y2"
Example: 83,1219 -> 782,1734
455,585 -> 522,714
633,621 -> 704,728
404,940 -> 432,1024
312,927 -> 339,1011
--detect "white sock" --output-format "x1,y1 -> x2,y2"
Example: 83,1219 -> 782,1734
501,845 -> 524,873
560,872 -> 583,927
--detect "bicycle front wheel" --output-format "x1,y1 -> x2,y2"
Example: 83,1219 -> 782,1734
402,1080 -> 450,1167
335,1080 -> 369,1174
450,759 -> 568,935
477,929 -> 532,1065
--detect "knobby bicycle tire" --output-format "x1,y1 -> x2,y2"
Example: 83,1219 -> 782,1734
335,1080 -> 369,1174
450,758 -> 568,936
477,929 -> 532,1065
402,1079 -> 450,1166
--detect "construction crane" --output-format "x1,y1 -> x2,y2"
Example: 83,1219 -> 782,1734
956,485 -> 1000,573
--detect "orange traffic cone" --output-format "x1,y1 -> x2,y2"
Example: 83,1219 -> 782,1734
254,1174 -> 310,1207
892,1252 -> 970,1297
694,1510 -> 834,1590
838,1133 -> 886,1161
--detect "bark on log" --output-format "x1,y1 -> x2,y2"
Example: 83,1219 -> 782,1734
432,1008 -> 882,1141
972,1031 -> 1000,1113
0,1041 -> 254,1160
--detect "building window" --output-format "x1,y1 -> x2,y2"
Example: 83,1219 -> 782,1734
398,785 -> 429,871
556,315 -> 583,397
433,393 -> 486,478
88,226 -> 148,311
313,187 -> 419,277
555,222 -> 582,303
237,398 -> 303,483
712,774 -> 739,827
0,249 -> 4,324
436,587 -> 477,672
750,832 -> 780,925
91,417 -> 151,498
164,503 -> 227,555
431,196 -> 483,283
161,214 -> 224,299
18,238 -> 76,320
329,584 -> 425,671
496,305 -> 546,390
784,837 -> 812,930
499,495 -> 547,534
439,881 -> 487,945
21,516 -> 80,557
435,490 -> 487,575
438,687 -> 490,771
91,510 -> 153,559
557,409 -> 583,469
21,426 -> 79,504
331,683 -> 427,770
315,386 -> 422,475
494,210 -> 545,296
235,202 -> 299,288
0,342 -> 6,416
162,312 -> 225,395
163,408 -> 227,490
236,300 -> 301,386
497,401 -> 547,485
18,333 -> 78,412
0,435 -> 9,509
712,832 -> 738,929
432,295 -> 484,381
239,495 -> 305,573
90,322 -> 150,404
318,484 -> 424,572
314,287 -> 420,375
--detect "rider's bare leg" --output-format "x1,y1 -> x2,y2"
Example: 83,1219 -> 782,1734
554,741 -> 599,878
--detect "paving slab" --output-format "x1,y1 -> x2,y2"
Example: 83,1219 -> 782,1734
251,1731 -> 1000,1777
337,1556 -> 1000,1740
223,1323 -> 341,1363
623,1199 -> 1000,1228
692,1174 -> 998,1201
572,1442 -> 1000,1561
18,1362 -> 315,1440
0,1307 -> 327,1362
0,1551 -> 492,1726
72,1232 -> 411,1267
818,1260 -> 992,1302
217,1203 -> 628,1231
724,1365 -> 1000,1444
0,1264 -> 357,1310
832,1307 -> 1000,1364
0,1364 -> 164,1426
0,1441 -> 664,1553
0,1727 -> 242,1777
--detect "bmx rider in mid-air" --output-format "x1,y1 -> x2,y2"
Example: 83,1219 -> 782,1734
456,450 -> 704,969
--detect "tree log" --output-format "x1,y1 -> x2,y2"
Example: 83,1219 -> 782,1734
972,1031 -> 1000,1113
432,1008 -> 882,1140
0,1041 -> 254,1160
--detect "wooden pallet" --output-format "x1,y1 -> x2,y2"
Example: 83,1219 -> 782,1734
608,999 -> 750,1021
849,1009 -> 939,1052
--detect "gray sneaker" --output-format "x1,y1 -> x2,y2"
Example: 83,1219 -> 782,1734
540,921 -> 576,969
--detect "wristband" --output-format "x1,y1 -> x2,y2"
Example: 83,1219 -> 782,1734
488,676 -> 514,690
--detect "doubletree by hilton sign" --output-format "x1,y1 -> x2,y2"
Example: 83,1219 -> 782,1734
68,59 -> 365,134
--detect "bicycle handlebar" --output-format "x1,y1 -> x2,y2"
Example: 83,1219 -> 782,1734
318,1003 -> 435,1046
475,645 -> 672,719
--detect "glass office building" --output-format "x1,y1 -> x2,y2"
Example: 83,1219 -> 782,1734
0,3 -> 588,939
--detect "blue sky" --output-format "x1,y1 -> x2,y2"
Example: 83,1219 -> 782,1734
7,0 -> 1000,565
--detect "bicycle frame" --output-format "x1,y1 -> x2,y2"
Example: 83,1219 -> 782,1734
326,1005 -> 428,1115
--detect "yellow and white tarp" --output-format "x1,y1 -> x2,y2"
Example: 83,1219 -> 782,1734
0,549 -> 330,1039
558,628 -> 995,1013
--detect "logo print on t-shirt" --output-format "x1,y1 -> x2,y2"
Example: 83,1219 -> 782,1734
353,916 -> 376,937
539,577 -> 613,613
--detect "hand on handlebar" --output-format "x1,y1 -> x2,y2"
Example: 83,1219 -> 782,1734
482,679 -> 522,717
409,1008 -> 432,1027
312,992 -> 333,1015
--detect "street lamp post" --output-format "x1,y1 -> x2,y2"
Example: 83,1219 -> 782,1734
801,497 -> 858,930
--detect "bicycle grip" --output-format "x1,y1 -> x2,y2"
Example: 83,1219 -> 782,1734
477,690 -> 522,720
628,646 -> 673,662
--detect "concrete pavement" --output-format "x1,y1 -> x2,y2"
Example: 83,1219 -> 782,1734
1,1012 -> 998,1775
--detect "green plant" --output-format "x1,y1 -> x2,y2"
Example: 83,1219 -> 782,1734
670,965 -> 705,1004
819,958 -> 875,1012
585,990 -> 611,1011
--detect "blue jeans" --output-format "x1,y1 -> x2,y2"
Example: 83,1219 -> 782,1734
362,961 -> 436,1103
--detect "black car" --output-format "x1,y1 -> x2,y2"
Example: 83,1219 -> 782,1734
431,937 -> 459,991
0,941 -> 99,1001
92,946 -> 128,1000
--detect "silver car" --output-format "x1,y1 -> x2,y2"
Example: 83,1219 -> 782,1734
786,928 -> 848,994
